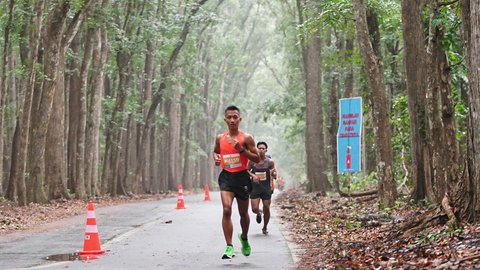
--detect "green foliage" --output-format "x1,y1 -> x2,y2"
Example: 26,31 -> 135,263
380,206 -> 392,215
345,220 -> 362,229
446,226 -> 463,237
415,232 -> 440,245
455,102 -> 468,142
339,171 -> 377,193
391,95 -> 412,184
414,225 -> 463,247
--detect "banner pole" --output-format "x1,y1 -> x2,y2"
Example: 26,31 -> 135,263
348,172 -> 351,199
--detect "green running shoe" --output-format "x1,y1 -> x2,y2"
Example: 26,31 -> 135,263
238,233 -> 251,256
222,245 -> 234,259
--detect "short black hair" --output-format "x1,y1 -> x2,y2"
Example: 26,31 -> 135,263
225,105 -> 240,115
257,141 -> 268,149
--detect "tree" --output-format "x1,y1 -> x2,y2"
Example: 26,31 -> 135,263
423,0 -> 459,204
84,0 -> 109,197
0,0 -> 15,197
460,0 -> 479,221
401,0 -> 428,202
7,1 -> 45,205
297,0 -> 330,193
354,0 -> 396,206
134,0 -> 210,193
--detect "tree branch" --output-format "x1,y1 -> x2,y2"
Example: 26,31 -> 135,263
62,0 -> 95,49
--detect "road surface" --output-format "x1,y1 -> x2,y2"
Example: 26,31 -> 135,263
0,191 -> 297,269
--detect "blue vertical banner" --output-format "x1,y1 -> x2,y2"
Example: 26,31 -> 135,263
337,97 -> 362,173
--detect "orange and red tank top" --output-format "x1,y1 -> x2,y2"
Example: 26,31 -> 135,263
219,131 -> 249,172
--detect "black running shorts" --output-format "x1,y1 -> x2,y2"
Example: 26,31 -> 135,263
218,170 -> 252,200
250,182 -> 272,200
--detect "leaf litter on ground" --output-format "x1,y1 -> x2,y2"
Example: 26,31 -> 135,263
274,188 -> 480,270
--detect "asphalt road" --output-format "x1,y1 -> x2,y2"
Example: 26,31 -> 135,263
0,191 -> 296,270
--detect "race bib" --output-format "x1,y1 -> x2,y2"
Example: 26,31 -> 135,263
223,153 -> 241,169
255,171 -> 267,181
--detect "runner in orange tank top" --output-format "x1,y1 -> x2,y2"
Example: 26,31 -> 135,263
213,105 -> 259,259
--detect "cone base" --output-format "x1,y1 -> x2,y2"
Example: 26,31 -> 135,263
78,249 -> 106,256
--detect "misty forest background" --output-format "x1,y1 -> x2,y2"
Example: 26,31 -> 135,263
0,0 -> 479,225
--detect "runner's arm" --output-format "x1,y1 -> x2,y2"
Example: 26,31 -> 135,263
269,159 -> 277,191
240,134 -> 260,163
212,134 -> 221,166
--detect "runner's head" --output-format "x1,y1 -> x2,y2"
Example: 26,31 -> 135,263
257,141 -> 267,158
224,105 -> 242,130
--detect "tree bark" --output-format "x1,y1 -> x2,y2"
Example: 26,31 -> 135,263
27,1 -> 70,204
297,0 -> 330,193
425,0 -> 459,203
460,0 -> 479,221
401,0 -> 428,202
67,36 -> 81,192
0,0 -> 15,196
182,114 -> 194,189
45,42 -> 70,200
167,72 -> 182,190
329,73 -> 340,193
134,0 -> 159,193
85,4 -> 108,196
8,1 -> 44,205
355,0 -> 396,206
74,27 -> 94,199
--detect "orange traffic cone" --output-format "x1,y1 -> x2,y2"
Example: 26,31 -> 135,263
175,184 -> 186,209
78,201 -> 105,257
204,183 -> 211,201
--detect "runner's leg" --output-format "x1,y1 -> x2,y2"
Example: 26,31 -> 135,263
237,197 -> 250,239
221,190 -> 235,244
262,199 -> 271,232
251,198 -> 261,214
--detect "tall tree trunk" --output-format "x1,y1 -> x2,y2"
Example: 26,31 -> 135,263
67,36 -> 81,193
199,54 -> 211,189
424,1 -> 460,203
159,101 -> 169,192
401,0 -> 428,202
85,18 -> 108,197
0,0 -> 15,196
167,73 -> 182,190
298,0 -> 330,193
27,1 -> 70,204
28,0 -> 92,203
3,52 -> 18,197
121,113 -> 133,193
460,0 -> 479,221
45,43 -> 70,200
9,1 -> 44,205
149,126 -> 158,193
108,57 -> 130,196
182,116 -> 194,189
355,0 -> 396,206
329,73 -> 340,193
344,37 -> 355,98
73,27 -> 94,199
138,38 -> 156,193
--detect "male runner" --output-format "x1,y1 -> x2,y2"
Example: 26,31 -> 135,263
213,105 -> 260,259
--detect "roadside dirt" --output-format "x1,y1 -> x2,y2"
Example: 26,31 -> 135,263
0,193 -> 172,235
274,189 -> 480,269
